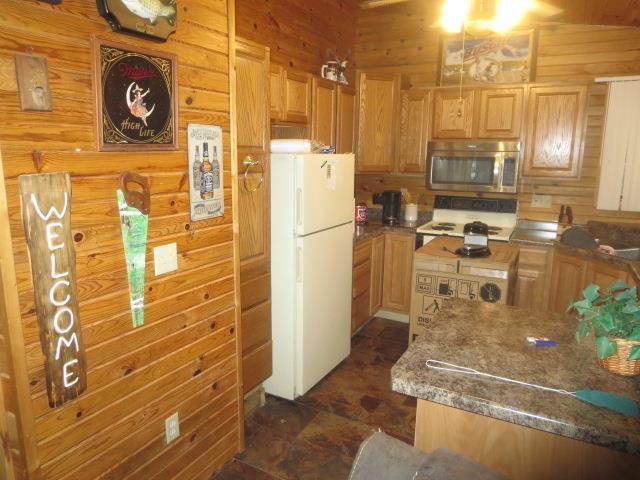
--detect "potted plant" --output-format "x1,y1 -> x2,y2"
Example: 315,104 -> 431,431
571,280 -> 640,376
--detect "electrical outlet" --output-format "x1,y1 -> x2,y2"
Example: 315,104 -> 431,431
154,243 -> 178,276
531,193 -> 552,209
165,412 -> 180,444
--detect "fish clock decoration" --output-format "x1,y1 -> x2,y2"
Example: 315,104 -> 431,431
117,171 -> 150,328
97,0 -> 177,41
94,39 -> 178,151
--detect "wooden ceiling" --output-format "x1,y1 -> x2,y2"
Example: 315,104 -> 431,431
359,0 -> 640,27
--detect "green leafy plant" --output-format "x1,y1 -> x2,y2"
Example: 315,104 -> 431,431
570,280 -> 640,361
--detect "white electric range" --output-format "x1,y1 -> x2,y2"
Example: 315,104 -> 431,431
417,196 -> 518,244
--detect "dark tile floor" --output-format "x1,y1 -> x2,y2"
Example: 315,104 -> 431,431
212,318 -> 416,480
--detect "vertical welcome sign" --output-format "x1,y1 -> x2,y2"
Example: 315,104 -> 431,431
19,173 -> 87,407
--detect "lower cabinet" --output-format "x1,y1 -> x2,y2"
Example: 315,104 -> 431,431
548,248 -> 632,314
352,239 -> 372,335
382,233 -> 415,313
514,245 -> 553,311
351,232 -> 413,335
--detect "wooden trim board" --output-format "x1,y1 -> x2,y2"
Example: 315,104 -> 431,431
415,399 -> 640,480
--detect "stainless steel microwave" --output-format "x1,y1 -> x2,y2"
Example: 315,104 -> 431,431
427,141 -> 520,193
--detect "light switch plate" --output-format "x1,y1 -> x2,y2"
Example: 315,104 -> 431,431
165,412 -> 180,444
154,243 -> 178,276
531,193 -> 552,209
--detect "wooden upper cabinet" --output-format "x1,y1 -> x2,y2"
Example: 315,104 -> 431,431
432,88 -> 475,139
311,77 -> 337,147
336,85 -> 356,154
523,84 -> 587,178
283,69 -> 311,124
477,87 -> 524,139
357,72 -> 401,173
270,63 -> 284,121
398,88 -> 430,174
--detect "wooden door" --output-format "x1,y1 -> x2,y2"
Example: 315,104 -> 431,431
523,84 -> 587,178
398,88 -> 430,174
352,240 -> 372,335
269,63 -> 284,121
382,233 -> 415,313
477,87 -> 525,139
236,39 -> 272,394
369,234 -> 385,316
283,69 -> 311,124
356,72 -> 401,173
432,88 -> 475,139
549,249 -> 588,314
311,77 -> 337,147
585,260 -> 631,291
514,245 -> 552,311
336,85 -> 356,154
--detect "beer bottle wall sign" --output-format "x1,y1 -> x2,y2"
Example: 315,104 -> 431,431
187,124 -> 225,221
19,173 -> 87,408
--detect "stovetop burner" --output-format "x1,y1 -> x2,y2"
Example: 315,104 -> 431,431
432,226 -> 454,231
436,222 -> 456,227
488,230 -> 500,235
487,226 -> 502,231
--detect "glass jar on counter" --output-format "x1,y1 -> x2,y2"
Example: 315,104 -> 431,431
355,202 -> 367,224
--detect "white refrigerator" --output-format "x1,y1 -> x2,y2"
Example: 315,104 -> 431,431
266,153 -> 354,400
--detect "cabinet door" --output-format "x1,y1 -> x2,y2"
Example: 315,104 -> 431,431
549,249 -> 588,314
311,77 -> 337,147
514,245 -> 552,311
382,233 -> 415,313
369,234 -> 385,315
336,85 -> 356,154
432,89 -> 474,139
586,260 -> 631,290
284,69 -> 311,124
398,89 -> 430,174
357,72 -> 400,173
236,39 -> 272,393
478,87 -> 524,139
523,84 -> 587,178
270,64 -> 284,121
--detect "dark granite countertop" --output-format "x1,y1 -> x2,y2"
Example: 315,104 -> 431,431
554,242 -> 640,285
353,221 -> 419,244
391,299 -> 640,455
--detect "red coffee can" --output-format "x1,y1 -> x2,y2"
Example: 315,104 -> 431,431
355,203 -> 367,224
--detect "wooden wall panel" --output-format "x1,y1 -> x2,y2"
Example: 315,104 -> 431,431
0,0 -> 241,479
236,0 -> 359,81
355,5 -> 640,224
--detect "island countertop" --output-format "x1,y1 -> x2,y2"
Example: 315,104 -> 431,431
391,299 -> 640,455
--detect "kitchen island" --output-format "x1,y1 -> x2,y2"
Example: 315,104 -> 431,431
392,299 -> 640,480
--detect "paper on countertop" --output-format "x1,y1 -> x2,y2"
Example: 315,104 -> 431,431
270,139 -> 312,153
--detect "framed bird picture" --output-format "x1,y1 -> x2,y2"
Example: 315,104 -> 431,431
97,0 -> 177,41
94,39 -> 178,151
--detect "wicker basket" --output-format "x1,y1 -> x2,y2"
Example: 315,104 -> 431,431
597,338 -> 640,376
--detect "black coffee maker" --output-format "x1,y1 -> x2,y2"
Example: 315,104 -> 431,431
373,190 -> 402,225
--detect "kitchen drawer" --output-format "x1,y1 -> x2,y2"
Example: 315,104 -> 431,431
518,246 -> 552,268
353,260 -> 371,298
354,239 -> 372,266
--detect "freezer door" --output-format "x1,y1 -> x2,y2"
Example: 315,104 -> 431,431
295,222 -> 352,396
295,154 -> 354,236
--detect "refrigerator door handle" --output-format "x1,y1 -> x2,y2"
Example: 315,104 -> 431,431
296,188 -> 302,226
296,247 -> 303,282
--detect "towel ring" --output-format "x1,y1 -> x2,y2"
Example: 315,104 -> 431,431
243,155 -> 264,192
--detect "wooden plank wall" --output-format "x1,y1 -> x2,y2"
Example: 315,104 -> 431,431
236,0 -> 359,81
0,0 -> 242,478
355,2 -> 640,224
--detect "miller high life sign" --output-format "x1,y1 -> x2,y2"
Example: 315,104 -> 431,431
19,173 -> 87,407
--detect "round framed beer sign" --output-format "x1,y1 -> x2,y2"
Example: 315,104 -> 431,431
95,39 -> 178,151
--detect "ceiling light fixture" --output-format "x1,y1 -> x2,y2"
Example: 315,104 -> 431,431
440,0 -> 534,34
